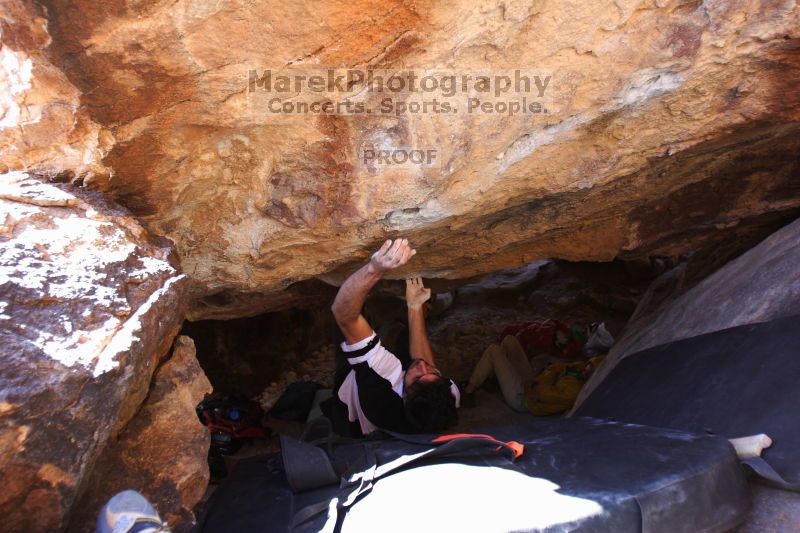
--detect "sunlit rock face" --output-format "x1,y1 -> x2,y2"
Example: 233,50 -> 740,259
0,1 -> 110,180
6,0 -> 800,320
0,172 -> 189,531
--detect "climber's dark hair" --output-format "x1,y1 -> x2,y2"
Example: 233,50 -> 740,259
404,377 -> 458,433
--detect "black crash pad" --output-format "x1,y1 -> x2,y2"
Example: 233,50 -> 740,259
199,417 -> 749,533
575,314 -> 800,486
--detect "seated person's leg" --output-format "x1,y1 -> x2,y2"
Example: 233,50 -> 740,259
467,342 -> 528,412
466,342 -> 502,392
489,344 -> 529,412
501,334 -> 536,382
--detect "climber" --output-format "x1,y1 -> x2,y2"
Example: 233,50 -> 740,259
319,238 -> 460,436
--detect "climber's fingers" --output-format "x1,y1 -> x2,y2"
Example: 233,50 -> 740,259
373,238 -> 415,271
373,239 -> 392,259
387,238 -> 405,260
397,245 -> 416,266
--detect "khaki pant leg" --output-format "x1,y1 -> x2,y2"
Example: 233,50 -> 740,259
501,335 -> 535,382
467,343 -> 502,390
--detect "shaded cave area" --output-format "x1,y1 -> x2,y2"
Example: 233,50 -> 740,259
178,217 -> 800,531
181,307 -> 339,399
184,259 -> 645,406
180,218 -> 800,530
182,220 -> 776,429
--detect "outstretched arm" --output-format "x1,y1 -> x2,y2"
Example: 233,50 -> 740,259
332,238 -> 416,344
406,277 -> 434,365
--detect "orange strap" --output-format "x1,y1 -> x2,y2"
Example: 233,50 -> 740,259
432,433 -> 525,459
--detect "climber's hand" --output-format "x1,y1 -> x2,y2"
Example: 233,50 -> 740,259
405,277 -> 431,310
369,238 -> 416,273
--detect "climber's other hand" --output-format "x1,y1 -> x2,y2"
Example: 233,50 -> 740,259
406,277 -> 431,310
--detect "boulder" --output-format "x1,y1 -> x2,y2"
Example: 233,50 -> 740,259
0,172 -> 190,531
8,0 -> 794,319
0,1 -> 109,180
69,336 -> 212,532
573,216 -> 800,411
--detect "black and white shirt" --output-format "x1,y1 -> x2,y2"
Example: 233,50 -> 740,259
321,332 -> 412,436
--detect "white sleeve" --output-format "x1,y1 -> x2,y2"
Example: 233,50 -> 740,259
341,333 -> 404,395
341,332 -> 379,362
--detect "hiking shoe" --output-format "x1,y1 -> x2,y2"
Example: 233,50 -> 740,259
96,490 -> 170,533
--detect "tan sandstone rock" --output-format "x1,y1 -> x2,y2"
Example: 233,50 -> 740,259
0,172 -> 189,531
0,0 -> 110,181
69,335 -> 212,532
0,0 -> 799,529
17,0 -> 795,319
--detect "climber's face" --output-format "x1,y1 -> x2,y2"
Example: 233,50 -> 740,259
404,358 -> 442,391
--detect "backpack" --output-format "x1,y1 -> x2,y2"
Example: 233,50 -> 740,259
196,394 -> 271,455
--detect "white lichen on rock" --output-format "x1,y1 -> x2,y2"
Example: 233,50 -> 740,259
0,172 -> 178,375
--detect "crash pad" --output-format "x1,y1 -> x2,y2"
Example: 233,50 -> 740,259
574,314 -> 800,487
199,417 -> 748,532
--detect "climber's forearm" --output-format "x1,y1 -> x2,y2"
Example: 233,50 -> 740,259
408,306 -> 435,365
331,262 -> 382,343
332,262 -> 382,322
332,238 -> 416,344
